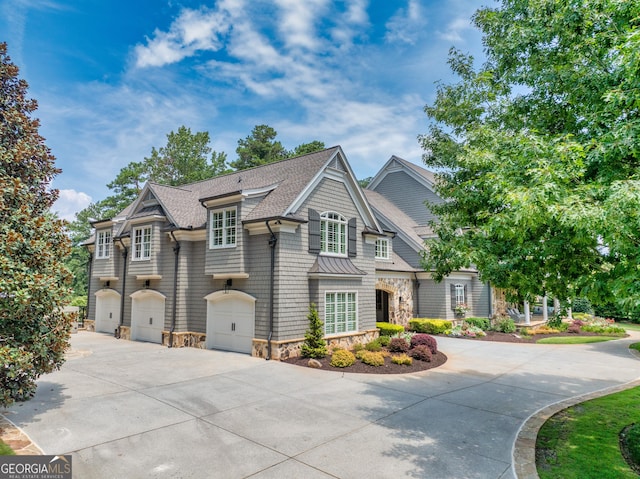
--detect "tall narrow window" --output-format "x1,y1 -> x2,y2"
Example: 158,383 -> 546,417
375,238 -> 390,259
96,230 -> 111,259
454,284 -> 465,305
320,212 -> 346,255
325,292 -> 357,335
210,207 -> 237,248
133,226 -> 152,260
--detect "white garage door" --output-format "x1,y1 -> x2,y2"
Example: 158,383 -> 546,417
130,290 -> 166,344
95,289 -> 120,334
205,291 -> 255,354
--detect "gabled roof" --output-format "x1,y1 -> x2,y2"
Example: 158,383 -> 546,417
115,146 -> 383,234
367,155 -> 437,192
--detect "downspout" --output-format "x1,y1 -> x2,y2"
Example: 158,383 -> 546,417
265,220 -> 278,360
413,272 -> 420,317
169,230 -> 181,348
488,281 -> 493,318
116,237 -> 128,338
85,252 -> 93,324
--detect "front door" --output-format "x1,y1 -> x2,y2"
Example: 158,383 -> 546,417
376,289 -> 390,322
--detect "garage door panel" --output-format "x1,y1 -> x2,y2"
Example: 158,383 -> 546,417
131,293 -> 165,344
95,292 -> 120,334
206,294 -> 255,354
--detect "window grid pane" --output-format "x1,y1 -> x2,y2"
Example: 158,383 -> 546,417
325,292 -> 357,335
320,212 -> 346,255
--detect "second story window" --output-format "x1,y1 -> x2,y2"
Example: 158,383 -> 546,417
320,212 -> 346,255
133,226 -> 152,260
375,238 -> 390,259
96,230 -> 111,259
210,207 -> 237,248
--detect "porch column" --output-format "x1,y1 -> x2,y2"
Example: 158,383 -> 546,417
542,296 -> 549,322
523,300 -> 531,325
553,298 -> 560,315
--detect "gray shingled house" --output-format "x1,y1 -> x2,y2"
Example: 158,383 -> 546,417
85,147 -> 491,358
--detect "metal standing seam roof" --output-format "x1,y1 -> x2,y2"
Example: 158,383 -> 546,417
308,256 -> 367,276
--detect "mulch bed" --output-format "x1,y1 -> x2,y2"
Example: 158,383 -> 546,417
283,351 -> 447,374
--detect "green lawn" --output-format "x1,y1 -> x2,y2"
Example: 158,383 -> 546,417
0,438 -> 15,455
536,336 -> 619,345
621,322 -> 640,332
537,386 -> 640,478
629,342 -> 640,353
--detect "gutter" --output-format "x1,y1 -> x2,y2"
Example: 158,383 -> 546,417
168,230 -> 181,348
116,237 -> 128,338
265,220 -> 278,360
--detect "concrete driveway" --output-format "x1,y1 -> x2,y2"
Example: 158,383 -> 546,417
3,331 -> 640,479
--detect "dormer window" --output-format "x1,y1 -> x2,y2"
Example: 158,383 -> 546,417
210,207 -> 237,248
96,230 -> 111,259
320,211 -> 347,256
375,238 -> 390,259
133,226 -> 152,260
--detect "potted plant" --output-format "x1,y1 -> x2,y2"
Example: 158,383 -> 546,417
454,303 -> 470,317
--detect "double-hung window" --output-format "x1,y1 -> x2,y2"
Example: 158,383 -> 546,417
325,292 -> 357,335
320,212 -> 346,255
210,207 -> 237,248
454,284 -> 465,305
375,238 -> 390,259
96,230 -> 111,259
133,226 -> 152,260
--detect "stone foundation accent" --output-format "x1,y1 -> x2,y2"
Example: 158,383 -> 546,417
376,278 -> 414,327
0,416 -> 43,455
492,287 -> 508,318
83,319 -> 95,332
162,331 -> 206,348
253,329 -> 380,360
117,325 -> 130,340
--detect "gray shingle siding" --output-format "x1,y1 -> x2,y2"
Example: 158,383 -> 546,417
372,171 -> 443,225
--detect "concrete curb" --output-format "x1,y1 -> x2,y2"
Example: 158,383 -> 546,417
513,339 -> 640,479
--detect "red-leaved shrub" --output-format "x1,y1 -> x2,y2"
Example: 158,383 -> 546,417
388,337 -> 410,353
410,334 -> 438,354
409,345 -> 432,362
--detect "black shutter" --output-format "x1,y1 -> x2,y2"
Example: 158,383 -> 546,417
463,284 -> 468,305
450,284 -> 456,311
348,218 -> 357,258
308,209 -> 321,253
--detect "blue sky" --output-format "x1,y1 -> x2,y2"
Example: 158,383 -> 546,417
1,0 -> 488,221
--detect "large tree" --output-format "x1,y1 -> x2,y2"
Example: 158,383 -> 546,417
0,42 -> 72,406
232,124 -> 288,170
420,1 -> 640,310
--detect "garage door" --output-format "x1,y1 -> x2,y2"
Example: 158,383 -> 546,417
205,291 -> 255,354
95,289 -> 120,334
130,290 -> 166,344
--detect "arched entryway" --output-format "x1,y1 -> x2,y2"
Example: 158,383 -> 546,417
130,289 -> 166,344
94,289 -> 120,334
204,290 -> 256,354
376,289 -> 390,322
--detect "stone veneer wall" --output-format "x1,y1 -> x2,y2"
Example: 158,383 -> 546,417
375,277 -> 414,327
83,319 -> 95,331
492,287 -> 508,318
161,331 -> 206,348
117,326 -> 131,340
253,329 -> 380,360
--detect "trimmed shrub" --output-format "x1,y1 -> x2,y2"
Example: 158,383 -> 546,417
355,349 -> 367,360
391,354 -> 413,366
464,317 -> 490,331
567,324 -> 581,334
388,337 -> 410,353
409,345 -> 432,362
493,317 -> 516,334
376,322 -> 404,336
353,343 -> 364,353
365,340 -> 382,352
360,351 -> 385,367
572,312 -> 592,322
378,335 -> 391,347
623,423 -> 640,468
301,303 -> 328,359
410,333 -> 438,354
547,314 -> 564,329
572,297 -> 593,314
330,349 -> 356,368
409,318 -> 452,334
582,325 -> 626,335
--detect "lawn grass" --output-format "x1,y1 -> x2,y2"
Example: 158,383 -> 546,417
0,438 -> 15,455
620,322 -> 640,332
537,386 -> 640,478
629,342 -> 640,353
536,336 -> 619,344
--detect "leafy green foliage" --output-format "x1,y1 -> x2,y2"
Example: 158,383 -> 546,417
571,298 -> 593,314
391,354 -> 412,366
300,303 -> 328,359
377,335 -> 390,347
289,140 -> 325,157
408,318 -> 452,334
546,315 -> 564,330
330,349 -> 356,368
493,317 -> 516,334
0,42 -> 72,407
464,317 -> 490,331
376,322 -> 404,336
420,1 -> 640,314
232,124 -> 287,170
365,339 -> 382,352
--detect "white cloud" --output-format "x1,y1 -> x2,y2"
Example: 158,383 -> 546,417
53,189 -> 92,222
385,0 -> 425,45
134,6 -> 230,68
437,16 -> 473,43
274,0 -> 328,50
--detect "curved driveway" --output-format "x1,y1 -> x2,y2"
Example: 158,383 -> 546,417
3,331 -> 639,478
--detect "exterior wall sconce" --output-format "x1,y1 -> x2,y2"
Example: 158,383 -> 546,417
144,280 -> 150,289
224,278 -> 232,294
104,281 -> 110,288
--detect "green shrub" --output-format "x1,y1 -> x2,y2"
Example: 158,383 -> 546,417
464,317 -> 490,331
70,296 -> 87,307
391,354 -> 413,366
360,351 -> 385,367
300,303 -> 328,359
493,317 -> 516,333
353,343 -> 364,353
376,322 -> 404,336
623,423 -> 640,469
0,347 -> 37,407
388,337 -> 410,353
571,297 -> 593,314
582,325 -> 626,335
409,345 -> 432,362
378,335 -> 391,347
365,340 -> 382,352
409,318 -> 452,334
572,312 -> 593,321
330,349 -> 356,368
355,349 -> 367,360
547,314 -> 564,329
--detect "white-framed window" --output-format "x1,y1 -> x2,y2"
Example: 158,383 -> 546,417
454,283 -> 465,305
375,238 -> 390,259
133,226 -> 152,261
210,207 -> 237,248
320,211 -> 346,256
96,230 -> 111,259
325,292 -> 357,335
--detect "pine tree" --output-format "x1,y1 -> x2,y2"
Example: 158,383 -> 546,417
300,303 -> 328,359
